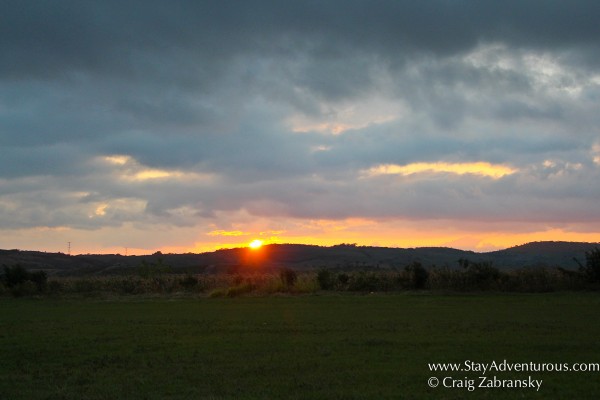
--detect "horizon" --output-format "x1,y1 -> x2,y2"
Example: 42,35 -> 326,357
5,239 -> 600,257
1,2 -> 599,255
5,229 -> 600,256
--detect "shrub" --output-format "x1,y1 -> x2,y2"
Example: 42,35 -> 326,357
2,264 -> 29,288
1,265 -> 47,295
29,270 -> 48,292
261,277 -> 285,294
118,278 -> 139,294
10,281 -> 39,297
226,282 -> 254,297
462,260 -> 500,290
501,267 -> 585,292
316,269 -> 334,290
48,280 -> 63,294
279,267 -> 298,289
136,258 -> 172,279
294,274 -> 319,293
576,248 -> 600,284
180,274 -> 199,290
404,262 -> 429,289
209,288 -> 227,298
347,271 -> 383,292
337,273 -> 350,285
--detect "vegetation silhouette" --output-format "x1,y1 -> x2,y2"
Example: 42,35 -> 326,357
574,247 -> 600,284
3,250 -> 600,297
1,264 -> 47,296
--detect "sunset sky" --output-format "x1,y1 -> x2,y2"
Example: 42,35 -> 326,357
2,1 -> 600,255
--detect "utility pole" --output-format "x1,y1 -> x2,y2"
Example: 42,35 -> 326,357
67,242 -> 71,256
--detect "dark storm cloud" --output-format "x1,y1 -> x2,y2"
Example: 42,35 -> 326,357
3,1 -> 600,80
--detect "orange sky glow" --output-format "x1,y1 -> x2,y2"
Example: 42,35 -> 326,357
3,219 -> 598,256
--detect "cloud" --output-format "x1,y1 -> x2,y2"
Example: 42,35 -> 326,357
1,1 -> 600,252
207,230 -> 249,237
363,162 -> 517,179
99,154 -> 215,182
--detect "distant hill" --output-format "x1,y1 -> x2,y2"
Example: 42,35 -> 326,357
0,241 -> 598,276
485,241 -> 598,268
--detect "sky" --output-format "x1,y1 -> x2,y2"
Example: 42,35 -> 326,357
2,1 -> 600,255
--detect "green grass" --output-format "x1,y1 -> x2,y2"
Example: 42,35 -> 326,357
1,293 -> 600,399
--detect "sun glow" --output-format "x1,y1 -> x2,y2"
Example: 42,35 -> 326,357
249,239 -> 264,249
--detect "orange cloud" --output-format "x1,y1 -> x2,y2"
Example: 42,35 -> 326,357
100,154 -> 214,182
365,162 -> 517,179
207,230 -> 249,237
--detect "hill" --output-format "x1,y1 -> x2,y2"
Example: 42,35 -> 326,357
0,241 -> 598,276
485,241 -> 598,268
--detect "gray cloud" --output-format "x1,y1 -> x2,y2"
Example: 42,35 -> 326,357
4,1 -> 600,85
1,1 -> 600,250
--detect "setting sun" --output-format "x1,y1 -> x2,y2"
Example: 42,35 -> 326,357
249,239 -> 263,249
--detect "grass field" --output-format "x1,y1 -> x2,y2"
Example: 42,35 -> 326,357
1,293 -> 600,399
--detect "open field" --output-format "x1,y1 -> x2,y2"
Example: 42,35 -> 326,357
1,293 -> 600,399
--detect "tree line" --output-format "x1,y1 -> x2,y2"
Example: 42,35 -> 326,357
2,248 -> 599,297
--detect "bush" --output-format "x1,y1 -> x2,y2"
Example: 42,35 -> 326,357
577,248 -> 600,284
209,288 -> 227,298
180,274 -> 199,290
2,264 -> 29,288
347,271 -> 385,292
117,278 -> 139,294
29,270 -> 48,292
337,273 -> 350,286
1,265 -> 47,295
136,258 -> 172,279
294,274 -> 319,293
404,262 -> 429,289
461,260 -> 500,290
227,282 -> 254,297
48,280 -> 63,294
279,267 -> 298,289
10,281 -> 39,297
500,268 -> 579,292
317,269 -> 334,290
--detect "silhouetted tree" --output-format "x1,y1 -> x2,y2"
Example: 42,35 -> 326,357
2,264 -> 29,287
1,264 -> 47,295
465,260 -> 500,289
574,248 -> 600,284
405,261 -> 429,289
28,270 -> 47,291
